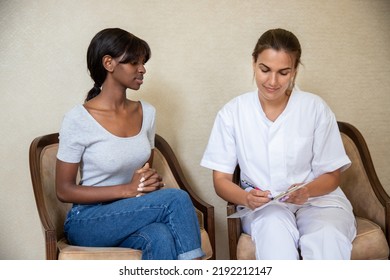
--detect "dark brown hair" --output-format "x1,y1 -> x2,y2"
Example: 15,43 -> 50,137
252,28 -> 301,69
85,28 -> 151,101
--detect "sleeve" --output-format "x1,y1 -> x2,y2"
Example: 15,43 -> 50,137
311,101 -> 351,177
57,113 -> 86,163
148,108 -> 156,149
200,106 -> 238,174
142,101 -> 156,149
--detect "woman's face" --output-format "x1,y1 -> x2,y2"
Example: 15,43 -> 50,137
253,48 -> 296,103
110,57 -> 146,91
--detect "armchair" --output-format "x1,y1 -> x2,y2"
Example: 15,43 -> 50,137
227,121 -> 389,260
29,133 -> 215,260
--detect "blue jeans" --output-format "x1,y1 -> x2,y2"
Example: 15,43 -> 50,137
64,188 -> 204,260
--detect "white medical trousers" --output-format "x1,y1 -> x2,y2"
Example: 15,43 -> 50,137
241,203 -> 357,260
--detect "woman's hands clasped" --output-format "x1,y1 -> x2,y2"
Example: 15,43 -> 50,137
132,163 -> 164,197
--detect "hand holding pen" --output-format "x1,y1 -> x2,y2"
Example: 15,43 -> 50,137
241,180 -> 272,210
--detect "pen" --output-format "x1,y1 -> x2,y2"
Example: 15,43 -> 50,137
241,179 -> 274,199
241,179 -> 261,190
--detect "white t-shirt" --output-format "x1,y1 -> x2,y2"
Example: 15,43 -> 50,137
57,100 -> 155,187
201,88 -> 352,209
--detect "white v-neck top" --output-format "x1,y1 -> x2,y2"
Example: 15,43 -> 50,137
201,88 -> 352,209
57,101 -> 155,187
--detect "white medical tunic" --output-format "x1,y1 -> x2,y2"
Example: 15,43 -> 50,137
201,88 -> 353,211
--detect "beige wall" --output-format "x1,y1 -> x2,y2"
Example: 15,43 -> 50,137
1,0 -> 389,259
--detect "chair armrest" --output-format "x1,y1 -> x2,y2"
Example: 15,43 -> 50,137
154,134 -> 215,259
338,121 -> 390,247
227,202 -> 242,260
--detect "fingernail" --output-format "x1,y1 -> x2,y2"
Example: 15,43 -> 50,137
140,177 -> 145,183
279,196 -> 289,202
136,194 -> 142,197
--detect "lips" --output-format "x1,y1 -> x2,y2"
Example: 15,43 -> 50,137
264,86 -> 279,93
135,76 -> 144,84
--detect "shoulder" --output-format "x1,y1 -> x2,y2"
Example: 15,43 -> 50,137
291,87 -> 336,127
291,87 -> 331,112
139,100 -> 156,115
214,91 -> 257,123
61,104 -> 88,126
292,87 -> 325,103
59,104 -> 96,136
220,90 -> 257,113
63,104 -> 85,118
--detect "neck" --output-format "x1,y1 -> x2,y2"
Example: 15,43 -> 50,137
259,92 -> 290,122
87,87 -> 128,111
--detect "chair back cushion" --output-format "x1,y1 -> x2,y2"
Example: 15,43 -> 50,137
339,133 -> 385,230
153,148 -> 181,190
40,143 -> 71,240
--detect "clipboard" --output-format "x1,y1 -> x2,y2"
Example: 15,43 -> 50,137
228,180 -> 313,218
271,180 -> 312,201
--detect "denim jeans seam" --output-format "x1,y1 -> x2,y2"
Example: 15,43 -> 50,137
132,232 -> 153,260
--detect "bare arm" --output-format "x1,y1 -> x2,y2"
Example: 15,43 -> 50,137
56,151 -> 162,204
213,170 -> 271,210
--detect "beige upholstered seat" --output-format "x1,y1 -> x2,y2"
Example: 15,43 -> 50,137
227,121 -> 390,260
29,133 -> 215,260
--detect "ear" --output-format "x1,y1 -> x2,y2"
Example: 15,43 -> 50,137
252,58 -> 257,76
102,55 -> 116,72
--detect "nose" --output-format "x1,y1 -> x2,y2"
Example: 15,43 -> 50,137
138,64 -> 146,74
268,73 -> 277,86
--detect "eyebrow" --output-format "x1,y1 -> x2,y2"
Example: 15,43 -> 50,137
259,63 -> 292,72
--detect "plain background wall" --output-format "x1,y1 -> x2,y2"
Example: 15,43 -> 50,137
0,0 -> 389,260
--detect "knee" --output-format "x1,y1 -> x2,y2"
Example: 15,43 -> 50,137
303,221 -> 346,238
300,221 -> 352,251
300,224 -> 353,260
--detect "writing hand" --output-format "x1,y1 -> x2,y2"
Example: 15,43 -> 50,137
246,188 -> 272,210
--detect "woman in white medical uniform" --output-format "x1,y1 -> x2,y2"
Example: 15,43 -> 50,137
201,28 -> 356,260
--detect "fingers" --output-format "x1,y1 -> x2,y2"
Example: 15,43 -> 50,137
135,162 -> 151,176
246,189 -> 272,209
137,181 -> 165,194
136,163 -> 159,182
285,187 -> 308,205
133,163 -> 166,197
137,177 -> 162,189
250,189 -> 272,200
137,170 -> 165,194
